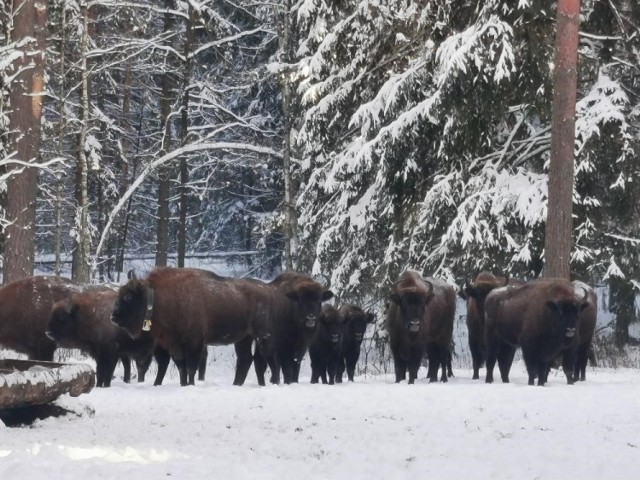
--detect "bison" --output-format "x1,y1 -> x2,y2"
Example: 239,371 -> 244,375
335,304 -> 375,383
484,278 -> 590,386
111,267 -> 278,386
0,275 -> 87,360
309,304 -> 345,385
47,287 -> 148,387
571,280 -> 597,382
253,271 -> 334,384
387,271 -> 456,384
461,272 -> 524,380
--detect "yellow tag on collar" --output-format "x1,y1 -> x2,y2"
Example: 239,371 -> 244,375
142,318 -> 152,331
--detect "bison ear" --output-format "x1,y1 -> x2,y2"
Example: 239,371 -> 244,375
322,290 -> 334,301
366,313 -> 375,324
70,302 -> 81,318
545,300 -> 559,313
389,293 -> 400,304
458,290 -> 467,301
285,290 -> 298,301
463,285 -> 476,299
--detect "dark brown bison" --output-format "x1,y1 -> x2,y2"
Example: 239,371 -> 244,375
571,280 -> 597,381
461,272 -> 524,380
47,287 -> 146,387
387,271 -> 456,384
336,304 -> 375,382
484,278 -> 590,386
253,271 -> 334,385
309,304 -> 345,385
0,275 -> 86,360
111,267 -> 278,386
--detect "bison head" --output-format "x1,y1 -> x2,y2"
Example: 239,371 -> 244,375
111,279 -> 148,338
46,300 -> 80,346
320,306 -> 346,346
344,308 -> 375,343
545,288 -> 589,344
285,283 -> 334,331
390,282 -> 433,334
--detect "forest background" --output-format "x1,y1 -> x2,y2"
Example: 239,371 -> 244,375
0,0 -> 639,352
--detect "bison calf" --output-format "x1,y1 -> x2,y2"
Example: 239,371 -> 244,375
309,304 -> 345,385
336,304 -> 375,382
47,287 -> 157,387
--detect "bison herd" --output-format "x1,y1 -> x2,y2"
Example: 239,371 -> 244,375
0,268 -> 597,388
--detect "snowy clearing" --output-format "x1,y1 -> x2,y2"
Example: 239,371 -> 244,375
1,360 -> 639,480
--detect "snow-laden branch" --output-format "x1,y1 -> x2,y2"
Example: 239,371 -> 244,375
91,141 -> 283,273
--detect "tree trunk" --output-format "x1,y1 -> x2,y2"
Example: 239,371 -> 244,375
72,2 -> 92,283
115,59 -> 132,280
278,0 -> 296,270
155,0 -> 175,268
54,1 -> 67,277
177,4 -> 195,269
3,0 -> 47,284
543,0 -> 581,279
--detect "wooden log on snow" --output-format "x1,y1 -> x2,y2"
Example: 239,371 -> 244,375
0,359 -> 95,410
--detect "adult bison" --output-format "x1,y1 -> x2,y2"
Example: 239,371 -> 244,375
484,278 -> 590,386
47,287 -> 150,387
571,280 -> 597,382
387,271 -> 456,384
309,304 -> 345,385
0,275 -> 85,360
461,272 -> 524,380
111,267 -> 278,386
335,304 -> 375,383
253,271 -> 334,385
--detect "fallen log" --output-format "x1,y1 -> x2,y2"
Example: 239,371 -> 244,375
0,359 -> 95,410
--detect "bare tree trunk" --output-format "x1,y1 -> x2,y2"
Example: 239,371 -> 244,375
72,2 -> 91,283
278,0 -> 296,270
115,59 -> 132,280
177,4 -> 195,269
543,0 -> 581,280
3,0 -> 47,284
155,0 -> 175,268
54,1 -> 67,276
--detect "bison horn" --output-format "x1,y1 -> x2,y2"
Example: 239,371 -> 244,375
127,269 -> 137,280
424,279 -> 433,296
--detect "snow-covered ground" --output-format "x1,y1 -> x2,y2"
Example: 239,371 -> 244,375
1,358 -> 639,480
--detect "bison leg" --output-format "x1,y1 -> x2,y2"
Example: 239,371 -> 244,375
346,353 -> 358,382
522,348 -> 537,386
484,338 -> 500,384
198,347 -> 208,382
135,351 -> 153,383
253,348 -> 267,386
561,349 -> 576,385
233,336 -> 254,386
335,357 -> 345,383
320,367 -> 328,385
185,346 -> 203,386
536,360 -> 548,387
153,346 -> 171,386
393,357 -> 407,383
497,344 -> 516,383
425,345 -> 441,383
121,355 -> 132,383
469,341 -> 484,380
292,360 -> 302,383
172,356 -> 189,386
310,364 -> 320,384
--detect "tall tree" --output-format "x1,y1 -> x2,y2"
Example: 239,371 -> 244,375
155,0 -> 176,268
544,0 -> 581,279
71,1 -> 92,283
3,0 -> 47,283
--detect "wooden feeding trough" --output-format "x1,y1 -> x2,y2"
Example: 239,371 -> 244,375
0,359 -> 95,411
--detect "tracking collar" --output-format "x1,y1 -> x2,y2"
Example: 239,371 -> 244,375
143,286 -> 155,331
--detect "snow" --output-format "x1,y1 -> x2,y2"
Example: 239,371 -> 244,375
1,359 -> 639,479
